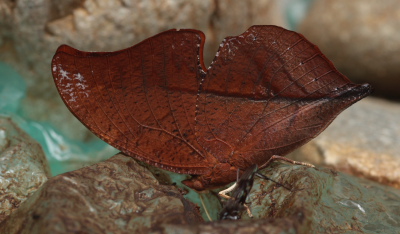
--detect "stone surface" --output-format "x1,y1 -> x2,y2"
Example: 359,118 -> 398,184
288,97 -> 400,189
0,152 -> 308,234
242,163 -> 400,233
0,153 -> 203,233
299,0 -> 400,99
0,116 -> 50,223
3,152 -> 399,233
0,0 -> 285,140
164,216 -> 307,234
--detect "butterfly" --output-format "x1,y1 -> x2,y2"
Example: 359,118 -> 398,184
51,25 -> 372,191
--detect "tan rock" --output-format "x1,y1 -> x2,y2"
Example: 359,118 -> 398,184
288,97 -> 400,188
299,0 -> 400,99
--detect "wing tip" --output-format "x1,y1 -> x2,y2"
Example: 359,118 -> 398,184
339,83 -> 373,102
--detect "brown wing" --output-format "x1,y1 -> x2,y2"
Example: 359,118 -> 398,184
52,26 -> 371,176
52,29 -> 215,175
196,25 -> 371,168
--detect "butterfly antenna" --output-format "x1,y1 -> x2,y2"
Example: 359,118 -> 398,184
199,193 -> 212,221
255,173 -> 291,191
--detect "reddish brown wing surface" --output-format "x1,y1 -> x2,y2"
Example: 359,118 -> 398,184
52,26 -> 371,189
196,26 -> 371,170
52,29 -> 216,175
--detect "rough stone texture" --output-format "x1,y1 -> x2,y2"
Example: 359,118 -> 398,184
0,153 -> 307,234
0,116 -> 50,223
0,153 -> 203,233
164,216 -> 307,234
0,0 -> 285,140
299,0 -> 400,99
243,163 -> 400,233
2,154 -> 399,233
288,97 -> 400,189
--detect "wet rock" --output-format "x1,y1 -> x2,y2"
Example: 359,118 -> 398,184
0,153 -> 203,233
241,163 -> 400,233
288,97 -> 400,189
299,0 -> 400,99
0,0 -> 284,140
0,117 -> 50,223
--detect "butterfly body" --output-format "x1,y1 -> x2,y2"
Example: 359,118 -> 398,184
219,164 -> 259,220
52,26 -> 372,191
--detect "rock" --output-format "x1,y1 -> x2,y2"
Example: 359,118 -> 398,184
288,97 -> 400,189
0,117 -> 50,223
2,151 -> 399,233
0,152 -> 308,234
163,216 -> 308,234
0,0 -> 285,140
0,153 -> 203,233
242,163 -> 400,233
299,0 -> 400,99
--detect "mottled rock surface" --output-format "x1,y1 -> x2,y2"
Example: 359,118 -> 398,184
288,97 -> 400,189
164,216 -> 308,234
299,0 -> 400,99
2,153 -> 399,233
0,153 -> 203,233
0,117 -> 50,223
0,152 -> 307,234
242,163 -> 400,233
0,0 -> 285,140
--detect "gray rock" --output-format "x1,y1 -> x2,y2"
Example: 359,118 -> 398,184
0,116 -> 50,223
0,153 -> 203,233
242,163 -> 400,233
288,97 -> 400,189
0,152 -> 308,234
3,152 -> 398,233
299,0 -> 400,99
0,0 -> 285,140
163,216 -> 307,234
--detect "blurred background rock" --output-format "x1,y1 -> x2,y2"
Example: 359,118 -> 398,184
299,0 -> 400,100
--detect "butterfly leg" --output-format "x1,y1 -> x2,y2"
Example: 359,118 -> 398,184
243,203 -> 253,218
259,155 -> 315,169
219,167 -> 241,199
199,193 -> 213,221
218,184 -> 255,219
255,172 -> 292,191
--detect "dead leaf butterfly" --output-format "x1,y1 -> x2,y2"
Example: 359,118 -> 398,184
52,25 -> 372,191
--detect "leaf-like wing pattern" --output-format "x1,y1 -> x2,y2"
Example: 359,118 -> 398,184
197,26 -> 371,168
52,29 -> 215,174
52,26 -> 371,187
